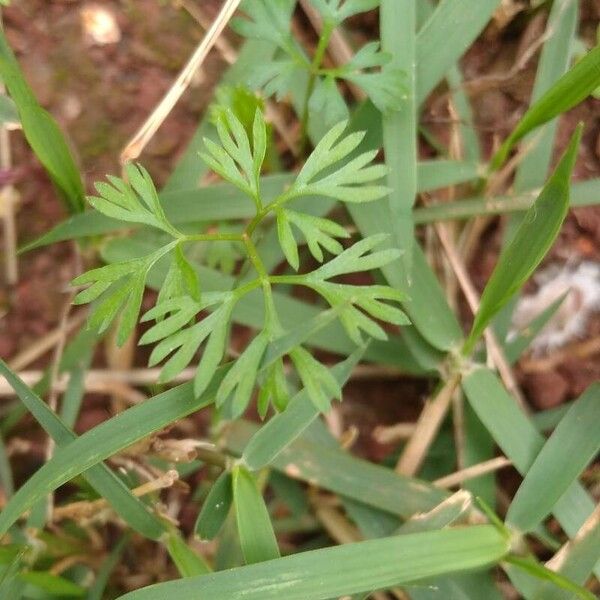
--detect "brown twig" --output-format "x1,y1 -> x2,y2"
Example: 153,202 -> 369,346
0,59 -> 18,285
53,469 -> 179,522
372,422 -> 416,445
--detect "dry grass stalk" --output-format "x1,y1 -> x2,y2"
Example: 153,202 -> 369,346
8,312 -> 87,371
120,0 -> 242,164
434,456 -> 512,488
395,372 -> 462,476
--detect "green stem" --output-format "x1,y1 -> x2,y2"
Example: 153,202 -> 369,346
269,274 -> 307,286
182,232 -> 244,243
242,234 -> 267,280
233,277 -> 263,300
299,20 -> 335,153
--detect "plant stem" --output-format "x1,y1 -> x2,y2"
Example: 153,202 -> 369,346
299,19 -> 335,153
182,232 -> 244,243
269,274 -> 307,286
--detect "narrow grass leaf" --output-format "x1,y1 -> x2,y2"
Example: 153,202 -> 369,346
380,0 -> 416,285
0,433 -> 13,499
512,0 -> 579,194
232,466 -> 280,564
19,571 -> 85,597
0,29 -> 84,213
225,420 -> 447,519
0,370 -> 226,537
117,526 -> 509,600
0,360 -> 165,540
491,44 -> 600,170
532,506 -> 600,600
462,367 -> 600,580
465,126 -> 581,353
504,555 -> 596,600
87,535 -> 129,600
22,159 -> 483,252
416,0 -> 501,103
507,384 -> 600,532
165,530 -> 211,577
195,471 -> 233,541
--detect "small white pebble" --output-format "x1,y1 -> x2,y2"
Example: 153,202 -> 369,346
81,4 -> 121,46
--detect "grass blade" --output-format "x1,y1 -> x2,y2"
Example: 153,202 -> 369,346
0,432 -> 13,499
532,505 -> 600,600
0,28 -> 84,213
512,0 -> 579,194
117,526 -> 509,600
491,44 -> 600,170
195,471 -> 233,541
464,125 -> 582,353
225,419 -> 446,519
0,372 -> 225,537
416,0 -> 501,103
504,555 -> 596,600
165,529 -> 211,577
0,359 -> 165,540
23,159 -> 481,252
87,535 -> 129,600
345,103 -> 464,350
233,466 -> 280,564
462,367 -> 600,580
380,0 -> 416,285
506,384 -> 600,533
413,179 -> 600,224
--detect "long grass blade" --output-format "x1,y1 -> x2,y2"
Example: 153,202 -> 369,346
0,360 -> 165,540
117,526 -> 509,600
506,384 -> 600,533
224,419 -> 446,519
416,0 -> 501,103
461,367 -> 600,579
512,0 -> 579,195
464,125 -> 581,353
380,0 -> 416,286
491,44 -> 600,170
233,466 -> 280,564
0,28 -> 84,213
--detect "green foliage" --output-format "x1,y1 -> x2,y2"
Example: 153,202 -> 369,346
3,2 -> 600,599
73,108 -> 407,417
118,526 -> 510,600
195,471 -> 233,540
0,27 -> 84,213
491,43 -> 600,170
464,125 -> 581,353
506,384 -> 600,533
232,0 -> 406,125
232,466 -> 280,564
